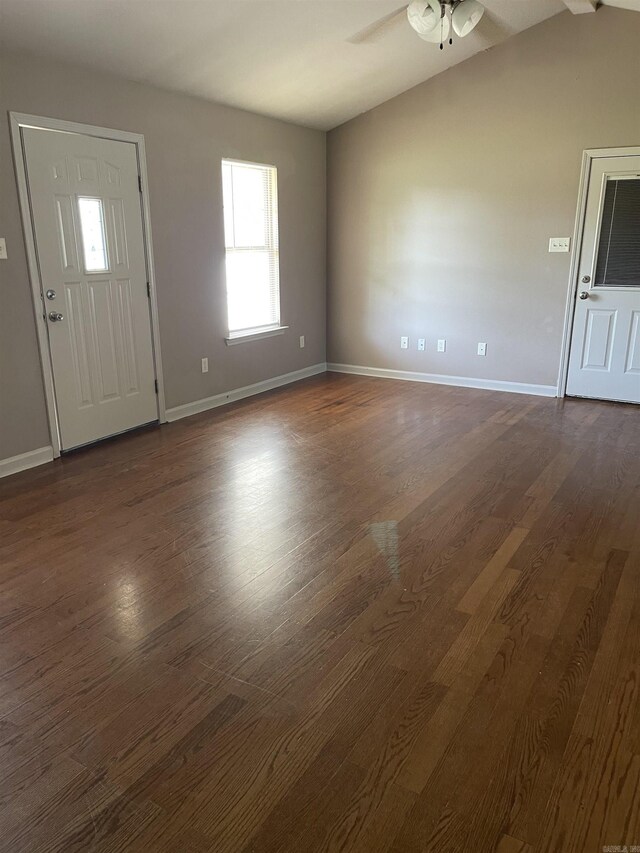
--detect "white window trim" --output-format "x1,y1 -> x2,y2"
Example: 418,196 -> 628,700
225,324 -> 289,346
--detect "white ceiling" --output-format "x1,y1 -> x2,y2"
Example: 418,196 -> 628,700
0,0 -> 566,130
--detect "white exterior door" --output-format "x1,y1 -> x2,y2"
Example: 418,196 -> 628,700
567,155 -> 640,404
22,128 -> 158,450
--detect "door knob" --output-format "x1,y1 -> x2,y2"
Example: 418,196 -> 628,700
48,311 -> 64,322
45,289 -> 56,300
579,291 -> 589,300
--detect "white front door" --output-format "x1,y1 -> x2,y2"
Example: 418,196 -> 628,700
566,155 -> 640,404
22,128 -> 159,449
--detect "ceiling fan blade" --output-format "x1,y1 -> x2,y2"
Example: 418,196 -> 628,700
599,0 -> 640,9
473,8 -> 514,46
348,6 -> 409,44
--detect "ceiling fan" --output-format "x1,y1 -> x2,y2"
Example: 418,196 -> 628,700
350,0 -> 512,50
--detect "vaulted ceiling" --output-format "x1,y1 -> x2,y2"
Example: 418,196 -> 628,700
0,0 -> 628,129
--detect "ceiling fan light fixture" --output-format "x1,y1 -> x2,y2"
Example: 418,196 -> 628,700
417,12 -> 450,43
451,0 -> 484,37
407,0 -> 441,35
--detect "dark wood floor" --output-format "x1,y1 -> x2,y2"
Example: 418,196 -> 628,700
1,373 -> 639,853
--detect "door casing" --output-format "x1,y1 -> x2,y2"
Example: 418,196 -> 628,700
10,112 -> 166,457
558,145 -> 640,399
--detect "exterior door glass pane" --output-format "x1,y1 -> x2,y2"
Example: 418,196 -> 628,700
78,196 -> 109,272
594,177 -> 640,287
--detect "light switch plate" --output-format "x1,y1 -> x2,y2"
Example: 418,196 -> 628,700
0,238 -> 7,260
417,338 -> 425,351
437,339 -> 446,353
549,237 -> 570,253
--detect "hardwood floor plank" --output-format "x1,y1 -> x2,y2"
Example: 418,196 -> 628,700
237,739 -> 352,852
457,526 -> 529,615
0,375 -> 638,852
536,553 -> 640,853
496,835 -> 533,853
460,549 -> 627,851
314,678 -> 443,851
433,567 -> 520,686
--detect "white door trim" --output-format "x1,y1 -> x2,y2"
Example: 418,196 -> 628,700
557,145 -> 640,398
9,112 -> 166,458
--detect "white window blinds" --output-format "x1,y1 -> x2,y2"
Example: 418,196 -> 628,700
221,159 -> 280,336
594,177 -> 640,287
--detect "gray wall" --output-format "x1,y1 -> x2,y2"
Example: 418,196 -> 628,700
327,8 -> 640,388
0,48 -> 326,460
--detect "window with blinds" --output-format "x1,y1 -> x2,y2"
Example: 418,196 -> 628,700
221,159 -> 280,336
594,177 -> 640,287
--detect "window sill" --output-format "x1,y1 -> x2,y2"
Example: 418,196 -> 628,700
225,325 -> 289,346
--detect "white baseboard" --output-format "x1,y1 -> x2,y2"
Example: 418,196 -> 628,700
0,445 -> 54,479
165,362 -> 328,422
327,363 -> 557,398
0,363 -> 552,479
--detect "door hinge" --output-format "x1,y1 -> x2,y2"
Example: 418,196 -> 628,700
146,281 -> 151,298
154,379 -> 159,394
138,175 -> 143,193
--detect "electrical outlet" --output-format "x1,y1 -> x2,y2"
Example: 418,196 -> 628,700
400,336 -> 409,350
477,342 -> 487,356
417,338 -> 425,351
201,357 -> 209,373
0,238 -> 7,260
299,335 -> 305,348
437,339 -> 446,353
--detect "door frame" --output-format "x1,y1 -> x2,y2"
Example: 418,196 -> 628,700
9,112 -> 166,457
557,145 -> 640,398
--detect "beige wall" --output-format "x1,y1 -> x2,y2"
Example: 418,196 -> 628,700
0,49 -> 326,460
327,8 -> 640,389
